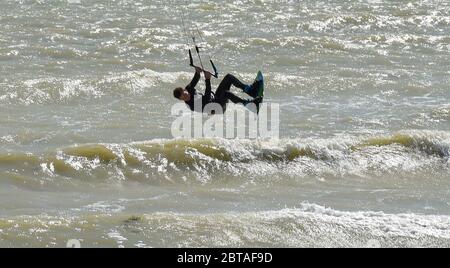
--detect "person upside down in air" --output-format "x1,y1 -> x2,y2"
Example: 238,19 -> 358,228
173,67 -> 262,114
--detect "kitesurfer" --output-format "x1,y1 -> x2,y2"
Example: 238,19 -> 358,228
173,67 -> 261,114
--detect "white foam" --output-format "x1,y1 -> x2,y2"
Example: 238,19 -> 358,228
286,203 -> 450,239
85,201 -> 125,213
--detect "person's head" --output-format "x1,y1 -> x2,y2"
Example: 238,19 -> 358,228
173,87 -> 190,101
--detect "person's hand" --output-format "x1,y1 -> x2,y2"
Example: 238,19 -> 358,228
195,67 -> 203,74
204,71 -> 212,80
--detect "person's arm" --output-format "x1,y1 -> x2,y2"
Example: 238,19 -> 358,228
186,67 -> 202,94
204,71 -> 212,101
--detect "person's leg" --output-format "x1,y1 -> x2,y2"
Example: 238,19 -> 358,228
225,74 -> 247,90
215,74 -> 248,99
225,92 -> 247,104
210,92 -> 247,114
213,91 -> 261,114
219,73 -> 260,98
224,92 -> 262,114
214,74 -> 258,112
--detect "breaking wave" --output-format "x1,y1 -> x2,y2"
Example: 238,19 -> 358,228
0,130 -> 448,188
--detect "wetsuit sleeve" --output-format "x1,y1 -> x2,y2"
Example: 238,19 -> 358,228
186,72 -> 200,94
204,78 -> 212,101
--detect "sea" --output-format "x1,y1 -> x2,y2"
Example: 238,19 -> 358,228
0,0 -> 449,247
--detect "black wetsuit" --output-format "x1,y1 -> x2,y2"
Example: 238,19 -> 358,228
185,73 -> 248,113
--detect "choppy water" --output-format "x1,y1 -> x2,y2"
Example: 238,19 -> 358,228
0,0 -> 449,247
